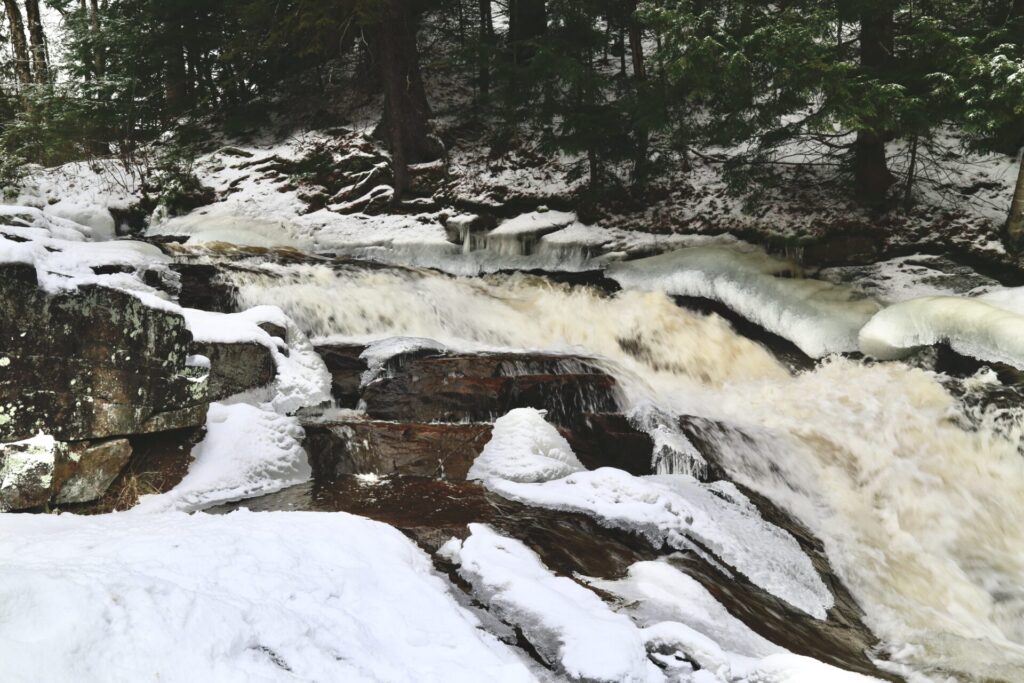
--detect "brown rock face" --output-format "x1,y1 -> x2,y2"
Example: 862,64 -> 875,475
361,351 -> 620,425
191,341 -> 275,401
315,343 -> 368,407
305,419 -> 493,480
304,413 -> 654,482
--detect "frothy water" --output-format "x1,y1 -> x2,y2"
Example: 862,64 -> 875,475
230,259 -> 1024,681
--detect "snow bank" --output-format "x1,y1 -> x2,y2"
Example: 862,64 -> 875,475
609,247 -> 881,357
0,511 -> 535,683
134,404 -> 308,513
485,467 -> 832,619
467,408 -> 584,483
440,524 -> 662,683
859,290 -> 1024,369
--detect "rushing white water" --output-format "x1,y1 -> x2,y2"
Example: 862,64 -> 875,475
228,258 -> 1024,682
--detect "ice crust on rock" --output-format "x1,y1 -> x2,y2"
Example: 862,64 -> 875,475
608,247 -> 881,358
440,524 -> 664,683
859,288 -> 1024,369
0,511 -> 536,683
467,407 -> 584,483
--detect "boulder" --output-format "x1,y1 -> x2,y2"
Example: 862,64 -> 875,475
0,263 -> 209,443
305,419 -> 493,481
0,434 -> 64,511
54,438 -> 133,505
191,341 -> 275,401
0,434 -> 133,511
361,351 -> 619,426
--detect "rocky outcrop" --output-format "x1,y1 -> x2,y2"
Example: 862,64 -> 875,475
361,351 -> 620,426
304,412 -> 654,482
192,341 -> 275,401
315,343 -> 368,407
0,263 -> 210,510
305,419 -> 493,480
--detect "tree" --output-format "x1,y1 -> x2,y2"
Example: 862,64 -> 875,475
24,0 -> 48,83
364,0 -> 435,196
3,0 -> 33,86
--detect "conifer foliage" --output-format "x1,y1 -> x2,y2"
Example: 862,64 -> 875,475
0,1 -> 1020,234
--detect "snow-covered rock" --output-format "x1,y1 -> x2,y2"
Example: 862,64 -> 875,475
467,408 -> 584,483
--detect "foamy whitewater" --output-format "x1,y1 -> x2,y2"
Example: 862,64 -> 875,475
228,257 -> 1024,681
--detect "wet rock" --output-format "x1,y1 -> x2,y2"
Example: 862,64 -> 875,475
564,414 -> 653,476
55,438 -> 133,505
171,263 -> 238,313
191,341 -> 275,401
314,343 -> 368,407
361,351 -> 619,426
258,322 -> 288,343
0,263 -> 209,443
304,419 -> 493,481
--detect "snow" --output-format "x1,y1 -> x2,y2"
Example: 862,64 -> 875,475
466,409 -> 830,619
588,561 -> 883,682
182,306 -> 332,414
358,336 -> 449,386
609,246 -> 882,358
587,560 -> 783,659
859,288 -> 1024,369
483,467 -> 833,619
43,200 -> 116,241
134,404 -> 308,513
440,524 -> 663,683
0,511 -> 536,683
467,408 -> 584,483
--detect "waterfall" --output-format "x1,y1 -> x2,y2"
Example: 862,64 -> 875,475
225,256 -> 1024,681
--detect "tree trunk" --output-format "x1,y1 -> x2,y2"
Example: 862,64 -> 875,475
3,0 -> 33,86
477,0 -> 493,97
1007,151 -> 1024,250
627,0 -> 646,80
24,0 -> 47,83
164,39 -> 188,116
375,0 -> 433,197
508,0 -> 545,64
854,4 -> 895,205
89,0 -> 105,78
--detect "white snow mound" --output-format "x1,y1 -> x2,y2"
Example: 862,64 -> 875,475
467,408 -> 584,483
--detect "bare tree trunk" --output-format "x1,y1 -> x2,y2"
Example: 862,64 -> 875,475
23,0 -> 48,84
1007,151 -> 1024,250
3,0 -> 33,86
854,4 -> 895,206
375,0 -> 433,197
